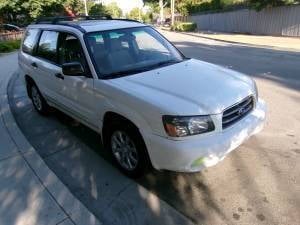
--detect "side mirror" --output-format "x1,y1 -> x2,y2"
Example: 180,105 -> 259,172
62,62 -> 84,76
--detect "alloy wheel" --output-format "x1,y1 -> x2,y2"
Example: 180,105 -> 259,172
111,130 -> 139,171
31,86 -> 42,111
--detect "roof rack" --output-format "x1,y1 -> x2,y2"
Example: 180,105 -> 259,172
35,15 -> 113,24
33,15 -> 142,33
113,18 -> 142,23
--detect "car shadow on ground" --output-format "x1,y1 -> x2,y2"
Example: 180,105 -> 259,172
51,110 -> 228,224
50,108 -> 234,224
8,73 -> 194,225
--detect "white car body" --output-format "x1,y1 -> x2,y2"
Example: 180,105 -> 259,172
19,20 -> 266,172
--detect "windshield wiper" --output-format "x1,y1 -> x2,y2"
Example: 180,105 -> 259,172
102,59 -> 184,79
151,59 -> 181,68
102,68 -> 147,79
136,59 -> 182,72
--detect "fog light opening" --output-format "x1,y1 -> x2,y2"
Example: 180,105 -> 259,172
191,157 -> 205,168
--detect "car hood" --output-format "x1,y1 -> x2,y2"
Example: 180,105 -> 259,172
108,59 -> 255,115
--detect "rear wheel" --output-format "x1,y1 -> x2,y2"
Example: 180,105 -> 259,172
30,84 -> 50,115
106,122 -> 151,178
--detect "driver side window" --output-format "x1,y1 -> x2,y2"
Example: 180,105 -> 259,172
58,33 -> 91,76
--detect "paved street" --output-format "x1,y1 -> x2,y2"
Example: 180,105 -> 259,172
7,30 -> 300,225
175,30 -> 300,52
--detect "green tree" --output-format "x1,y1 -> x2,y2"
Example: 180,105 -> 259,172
142,11 -> 154,23
144,1 -> 160,14
128,7 -> 141,20
248,0 -> 293,11
0,0 -> 25,22
105,2 -> 122,18
22,0 -> 65,18
64,0 -> 83,15
176,0 -> 190,16
89,3 -> 106,16
0,0 -> 84,23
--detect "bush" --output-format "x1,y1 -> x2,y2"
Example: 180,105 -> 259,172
171,22 -> 197,32
0,40 -> 21,53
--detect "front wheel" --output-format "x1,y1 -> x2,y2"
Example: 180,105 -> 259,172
107,123 -> 151,178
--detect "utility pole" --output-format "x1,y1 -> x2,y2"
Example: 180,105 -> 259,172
84,0 -> 88,16
171,0 -> 175,26
159,0 -> 164,25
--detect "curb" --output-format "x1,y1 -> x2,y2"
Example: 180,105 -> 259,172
3,71 -> 102,225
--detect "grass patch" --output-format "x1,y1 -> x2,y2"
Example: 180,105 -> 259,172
171,22 -> 197,32
0,40 -> 21,53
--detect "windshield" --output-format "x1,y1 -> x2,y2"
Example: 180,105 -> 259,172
85,26 -> 185,79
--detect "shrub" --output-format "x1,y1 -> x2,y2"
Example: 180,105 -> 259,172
0,40 -> 21,53
0,42 -> 13,52
171,22 -> 197,32
186,0 -> 248,14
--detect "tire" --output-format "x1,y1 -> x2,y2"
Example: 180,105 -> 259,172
106,122 -> 151,178
29,83 -> 50,115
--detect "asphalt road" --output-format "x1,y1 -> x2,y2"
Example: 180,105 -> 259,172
9,31 -> 300,225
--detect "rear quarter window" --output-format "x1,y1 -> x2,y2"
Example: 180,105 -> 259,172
22,29 -> 40,55
36,31 -> 59,63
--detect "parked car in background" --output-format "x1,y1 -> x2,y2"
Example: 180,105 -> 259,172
0,24 -> 22,33
164,18 -> 171,27
18,16 -> 266,177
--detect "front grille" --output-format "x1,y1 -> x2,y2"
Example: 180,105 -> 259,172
222,96 -> 254,129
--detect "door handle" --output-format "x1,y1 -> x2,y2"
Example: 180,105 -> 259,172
31,62 -> 38,68
55,73 -> 64,80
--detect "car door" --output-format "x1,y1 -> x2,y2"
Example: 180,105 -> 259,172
57,32 -> 97,127
19,28 -> 41,83
33,30 -> 63,102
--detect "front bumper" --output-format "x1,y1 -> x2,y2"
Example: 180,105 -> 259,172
144,98 -> 267,172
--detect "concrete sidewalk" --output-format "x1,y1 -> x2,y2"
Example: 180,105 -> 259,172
161,29 -> 300,52
0,52 -> 101,225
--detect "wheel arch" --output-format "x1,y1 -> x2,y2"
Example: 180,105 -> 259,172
24,75 -> 35,98
102,111 -> 141,141
101,111 -> 154,171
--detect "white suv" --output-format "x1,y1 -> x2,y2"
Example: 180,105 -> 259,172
19,16 -> 266,177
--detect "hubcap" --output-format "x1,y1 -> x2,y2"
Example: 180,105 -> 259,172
31,86 -> 42,111
111,131 -> 139,171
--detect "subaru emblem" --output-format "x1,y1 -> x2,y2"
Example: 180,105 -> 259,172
238,107 -> 245,115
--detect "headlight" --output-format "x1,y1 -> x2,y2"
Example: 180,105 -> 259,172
162,115 -> 215,137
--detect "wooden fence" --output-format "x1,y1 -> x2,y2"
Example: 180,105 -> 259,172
188,5 -> 300,37
0,31 -> 24,41
175,16 -> 188,23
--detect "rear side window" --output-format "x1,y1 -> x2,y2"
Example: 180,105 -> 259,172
22,29 -> 40,55
37,31 -> 59,63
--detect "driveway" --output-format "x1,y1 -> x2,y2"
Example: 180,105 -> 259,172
9,31 -> 300,225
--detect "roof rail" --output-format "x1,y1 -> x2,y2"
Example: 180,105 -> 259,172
33,15 -> 143,33
35,15 -> 113,24
113,18 -> 142,23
